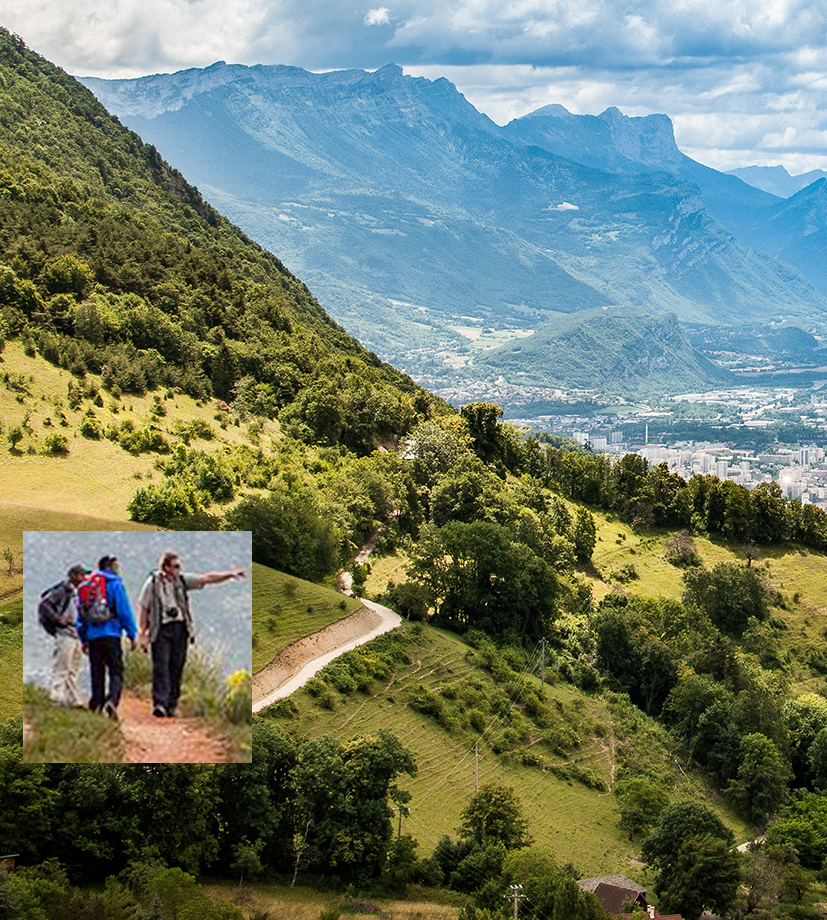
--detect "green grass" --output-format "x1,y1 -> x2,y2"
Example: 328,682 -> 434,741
0,593 -> 22,722
23,684 -> 123,762
252,562 -> 361,672
362,551 -> 410,600
0,340 -> 277,520
262,621 -> 751,877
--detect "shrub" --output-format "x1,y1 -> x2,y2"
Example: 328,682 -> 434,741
80,416 -> 102,439
127,481 -> 202,526
40,433 -> 69,455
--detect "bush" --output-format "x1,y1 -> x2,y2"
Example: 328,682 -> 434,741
40,433 -> 69,455
79,417 -> 102,439
127,481 -> 202,526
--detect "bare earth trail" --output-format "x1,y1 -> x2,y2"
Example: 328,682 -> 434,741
252,599 -> 402,712
118,692 -> 232,763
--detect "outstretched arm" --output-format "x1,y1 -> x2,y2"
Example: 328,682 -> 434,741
200,568 -> 246,585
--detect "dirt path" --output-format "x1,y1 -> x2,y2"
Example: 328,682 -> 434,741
117,692 -> 232,763
252,599 -> 402,712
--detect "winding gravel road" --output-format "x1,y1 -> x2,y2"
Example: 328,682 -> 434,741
252,599 -> 402,712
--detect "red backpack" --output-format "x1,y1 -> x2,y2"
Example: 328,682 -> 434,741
77,573 -> 114,625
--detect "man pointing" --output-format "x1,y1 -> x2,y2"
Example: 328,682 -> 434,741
138,550 -> 246,718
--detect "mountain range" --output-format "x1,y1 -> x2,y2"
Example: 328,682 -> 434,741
80,62 -> 827,401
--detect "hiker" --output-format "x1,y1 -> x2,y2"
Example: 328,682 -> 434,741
78,555 -> 138,719
137,551 -> 246,718
38,563 -> 88,708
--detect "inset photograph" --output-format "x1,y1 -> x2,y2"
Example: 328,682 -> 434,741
23,530 -> 251,763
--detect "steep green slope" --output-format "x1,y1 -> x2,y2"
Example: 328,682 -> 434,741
265,618 -> 752,873
0,29 -> 441,458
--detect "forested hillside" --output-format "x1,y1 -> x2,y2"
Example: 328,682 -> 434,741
0,27 -> 442,457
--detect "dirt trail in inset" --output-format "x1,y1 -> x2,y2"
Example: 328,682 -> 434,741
117,692 -> 232,763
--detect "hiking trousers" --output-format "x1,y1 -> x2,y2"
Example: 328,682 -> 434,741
152,620 -> 189,713
88,636 -> 124,711
50,631 -> 83,707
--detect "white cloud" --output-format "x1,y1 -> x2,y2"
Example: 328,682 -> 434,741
3,0 -> 827,171
365,7 -> 391,25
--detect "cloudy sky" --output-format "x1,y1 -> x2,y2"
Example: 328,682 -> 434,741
4,0 -> 827,173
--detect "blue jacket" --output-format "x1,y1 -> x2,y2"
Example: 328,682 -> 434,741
77,570 -> 138,644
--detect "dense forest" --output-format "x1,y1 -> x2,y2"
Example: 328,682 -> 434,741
4,25 -> 827,920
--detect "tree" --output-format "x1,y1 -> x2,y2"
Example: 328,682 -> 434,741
642,803 -> 740,920
656,833 -> 741,920
223,489 -> 340,581
121,765 -> 220,875
230,837 -> 264,886
682,562 -> 769,636
741,846 -> 782,913
808,727 -> 827,788
408,521 -> 558,641
292,730 -> 417,879
459,784 -> 532,851
643,802 -> 735,868
783,693 -> 827,786
615,777 -> 669,840
0,868 -> 21,920
726,733 -> 790,826
766,791 -> 827,868
461,402 -> 507,467
571,507 -> 596,562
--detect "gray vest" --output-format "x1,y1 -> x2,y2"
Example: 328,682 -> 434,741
147,572 -> 194,643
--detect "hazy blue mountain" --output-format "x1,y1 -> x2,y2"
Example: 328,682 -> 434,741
502,104 -> 780,228
81,64 -> 827,387
729,164 -> 827,198
727,180 -> 827,294
505,105 -> 827,300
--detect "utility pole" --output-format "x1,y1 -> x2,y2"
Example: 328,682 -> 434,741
474,741 -> 479,794
504,884 -> 525,920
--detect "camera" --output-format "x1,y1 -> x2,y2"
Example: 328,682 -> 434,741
165,608 -> 179,620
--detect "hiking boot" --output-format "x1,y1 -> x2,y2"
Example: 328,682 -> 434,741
152,705 -> 167,718
104,702 -> 118,720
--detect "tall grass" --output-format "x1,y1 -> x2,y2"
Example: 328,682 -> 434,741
23,685 -> 123,762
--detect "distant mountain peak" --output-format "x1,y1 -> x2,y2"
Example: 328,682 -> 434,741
523,103 -> 574,119
728,164 -> 827,198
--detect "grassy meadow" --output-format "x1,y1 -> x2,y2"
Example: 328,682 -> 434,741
264,619 -> 752,878
0,340 -> 276,518
252,563 -> 362,672
203,879 -> 463,920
